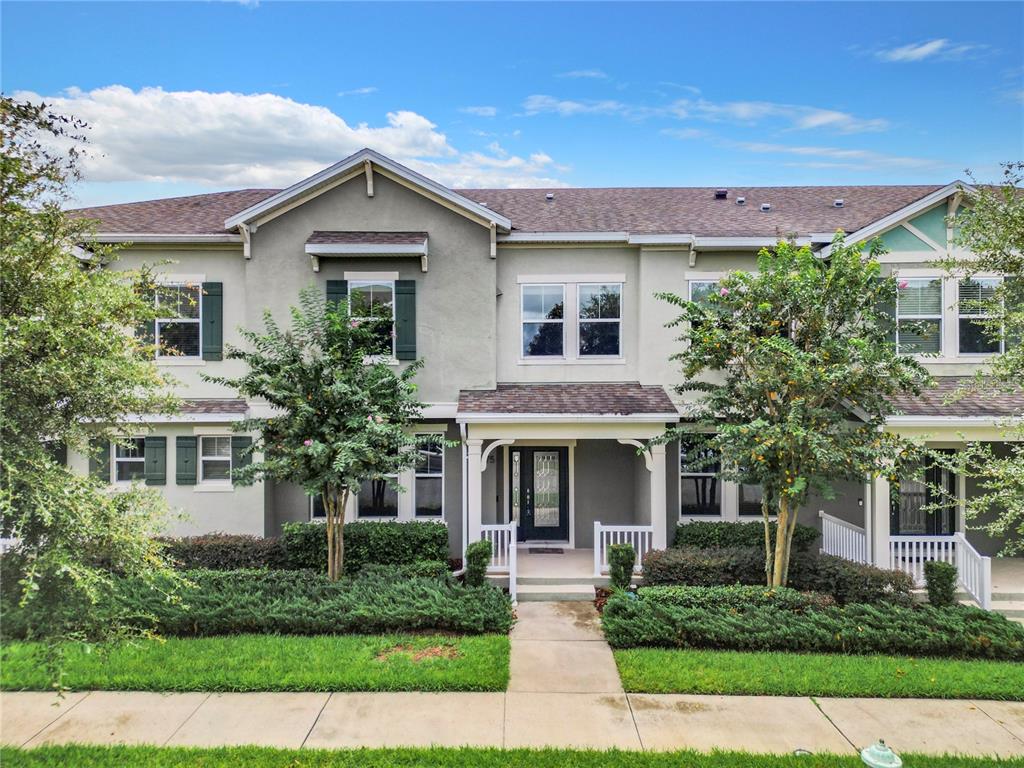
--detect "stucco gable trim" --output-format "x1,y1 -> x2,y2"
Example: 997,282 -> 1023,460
224,148 -> 511,233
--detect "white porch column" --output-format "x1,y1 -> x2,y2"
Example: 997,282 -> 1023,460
650,442 -> 668,549
466,438 -> 483,545
870,474 -> 891,569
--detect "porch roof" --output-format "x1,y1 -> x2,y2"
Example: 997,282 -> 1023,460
887,377 -> 1024,418
456,382 -> 679,422
305,231 -> 428,246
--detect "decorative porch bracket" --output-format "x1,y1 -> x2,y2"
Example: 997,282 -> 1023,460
616,438 -> 653,471
480,438 -> 515,470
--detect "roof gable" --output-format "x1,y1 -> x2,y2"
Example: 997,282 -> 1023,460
223,148 -> 511,233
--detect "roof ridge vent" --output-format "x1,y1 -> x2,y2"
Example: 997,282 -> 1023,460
760,202 -> 772,212
736,196 -> 746,205
545,192 -> 555,201
833,198 -> 845,208
714,188 -> 728,200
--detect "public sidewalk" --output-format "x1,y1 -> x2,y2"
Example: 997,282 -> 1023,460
2,602 -> 1023,757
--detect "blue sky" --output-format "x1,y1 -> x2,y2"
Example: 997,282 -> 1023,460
3,1 -> 1022,206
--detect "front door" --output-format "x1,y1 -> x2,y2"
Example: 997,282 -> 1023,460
510,447 -> 569,542
890,452 -> 957,535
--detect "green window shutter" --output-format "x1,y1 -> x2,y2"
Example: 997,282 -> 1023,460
395,280 -> 417,360
89,439 -> 110,482
231,436 -> 253,474
202,282 -> 223,361
176,436 -> 197,485
326,280 -> 348,311
875,277 -> 897,346
144,436 -> 167,486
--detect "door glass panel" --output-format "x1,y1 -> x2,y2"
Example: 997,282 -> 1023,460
897,474 -> 928,534
511,451 -> 521,523
532,450 -> 560,528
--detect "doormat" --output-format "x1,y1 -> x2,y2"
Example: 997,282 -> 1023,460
529,548 -> 565,555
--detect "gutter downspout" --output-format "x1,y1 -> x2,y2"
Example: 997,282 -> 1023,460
460,422 -> 468,562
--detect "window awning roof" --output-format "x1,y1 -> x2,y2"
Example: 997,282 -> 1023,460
304,231 -> 429,272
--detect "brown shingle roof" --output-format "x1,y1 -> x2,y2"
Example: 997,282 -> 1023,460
457,185 -> 942,237
181,399 -> 249,415
71,189 -> 279,235
888,377 -> 1024,418
307,231 -> 427,245
458,382 -> 677,416
70,182 -> 946,239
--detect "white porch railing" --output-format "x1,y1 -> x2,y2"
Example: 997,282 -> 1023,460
819,511 -> 868,564
0,537 -> 20,555
481,520 -> 518,603
594,522 -> 654,577
890,533 -> 992,610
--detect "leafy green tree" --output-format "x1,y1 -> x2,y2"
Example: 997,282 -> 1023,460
207,287 -> 439,580
936,163 -> 1024,554
658,239 -> 929,586
0,97 -> 179,652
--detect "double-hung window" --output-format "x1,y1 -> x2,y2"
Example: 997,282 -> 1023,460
357,476 -> 399,517
689,280 -> 719,305
522,284 -> 564,357
414,442 -> 444,518
958,278 -> 1002,355
896,278 -> 943,355
114,438 -> 146,482
349,280 -> 395,358
200,436 -> 232,483
155,284 -> 201,358
578,284 -> 622,357
679,438 -> 721,517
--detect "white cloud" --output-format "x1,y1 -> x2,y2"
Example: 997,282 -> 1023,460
875,39 -> 988,63
557,69 -> 608,79
460,105 -> 498,117
660,128 -> 706,140
14,85 -> 568,189
338,86 -> 377,96
730,141 -> 941,171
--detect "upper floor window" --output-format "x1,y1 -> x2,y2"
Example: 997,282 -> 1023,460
522,284 -> 564,357
114,438 -> 146,482
679,437 -> 721,517
689,280 -> 719,305
896,278 -> 942,355
958,278 -> 1002,355
200,435 -> 232,483
578,284 -> 622,357
155,284 -> 201,358
349,280 -> 395,358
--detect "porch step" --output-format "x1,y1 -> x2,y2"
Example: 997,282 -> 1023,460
518,575 -> 610,587
992,601 -> 1024,619
516,583 -> 596,602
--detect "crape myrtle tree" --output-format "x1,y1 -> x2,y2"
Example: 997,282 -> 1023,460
0,97 -> 179,653
657,238 -> 930,586
935,163 -> 1024,554
207,287 -> 442,581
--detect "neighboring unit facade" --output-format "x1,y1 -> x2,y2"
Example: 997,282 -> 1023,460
70,149 -> 1021,605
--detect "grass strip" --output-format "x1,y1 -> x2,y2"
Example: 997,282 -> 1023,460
1,634 -> 509,692
2,746 -> 1021,768
614,648 -> 1024,699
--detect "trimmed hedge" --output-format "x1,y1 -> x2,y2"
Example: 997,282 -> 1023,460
674,521 -> 819,552
157,534 -> 287,570
602,588 -> 1024,660
281,521 -> 449,575
925,561 -> 958,608
608,544 -> 636,590
642,546 -> 914,605
637,585 -> 835,612
2,568 -> 513,640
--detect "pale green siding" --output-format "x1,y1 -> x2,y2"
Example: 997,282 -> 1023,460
876,224 -> 933,252
908,205 -> 947,247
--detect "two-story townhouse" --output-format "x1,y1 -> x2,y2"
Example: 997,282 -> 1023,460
68,148 -> 1021,608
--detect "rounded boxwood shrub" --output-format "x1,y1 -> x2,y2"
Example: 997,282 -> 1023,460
673,521 -> 819,552
925,561 -> 958,608
607,543 -> 637,590
464,540 -> 491,587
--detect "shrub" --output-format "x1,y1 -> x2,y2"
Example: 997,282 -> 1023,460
607,543 -> 636,590
157,534 -> 286,570
358,560 -> 450,580
464,540 -> 491,588
642,546 -> 913,605
637,584 -> 835,612
280,521 -> 449,575
601,591 -> 1024,660
925,561 -> 958,608
2,568 -> 513,639
674,521 -> 819,552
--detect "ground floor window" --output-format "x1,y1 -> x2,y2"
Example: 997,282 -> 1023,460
200,436 -> 232,483
357,476 -> 399,517
114,438 -> 146,482
679,437 -> 721,516
738,483 -> 764,516
414,442 -> 444,517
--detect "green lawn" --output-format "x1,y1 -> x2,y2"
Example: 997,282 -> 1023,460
615,648 -> 1024,699
1,634 -> 509,692
2,746 -> 1021,768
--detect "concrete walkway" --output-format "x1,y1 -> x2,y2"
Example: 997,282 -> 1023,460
2,602 -> 1024,757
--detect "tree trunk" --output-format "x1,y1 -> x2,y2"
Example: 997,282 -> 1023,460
771,495 -> 793,587
761,495 -> 774,587
324,487 -> 348,582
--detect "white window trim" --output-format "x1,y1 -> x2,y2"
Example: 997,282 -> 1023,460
348,278 -> 398,363
678,440 -> 724,519
519,280 -> 626,364
520,283 -> 566,361
894,276 -> 944,357
112,437 -> 146,486
957,276 -> 1004,356
413,435 -> 444,519
577,282 -> 624,360
198,435 -> 233,487
154,283 -> 203,360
